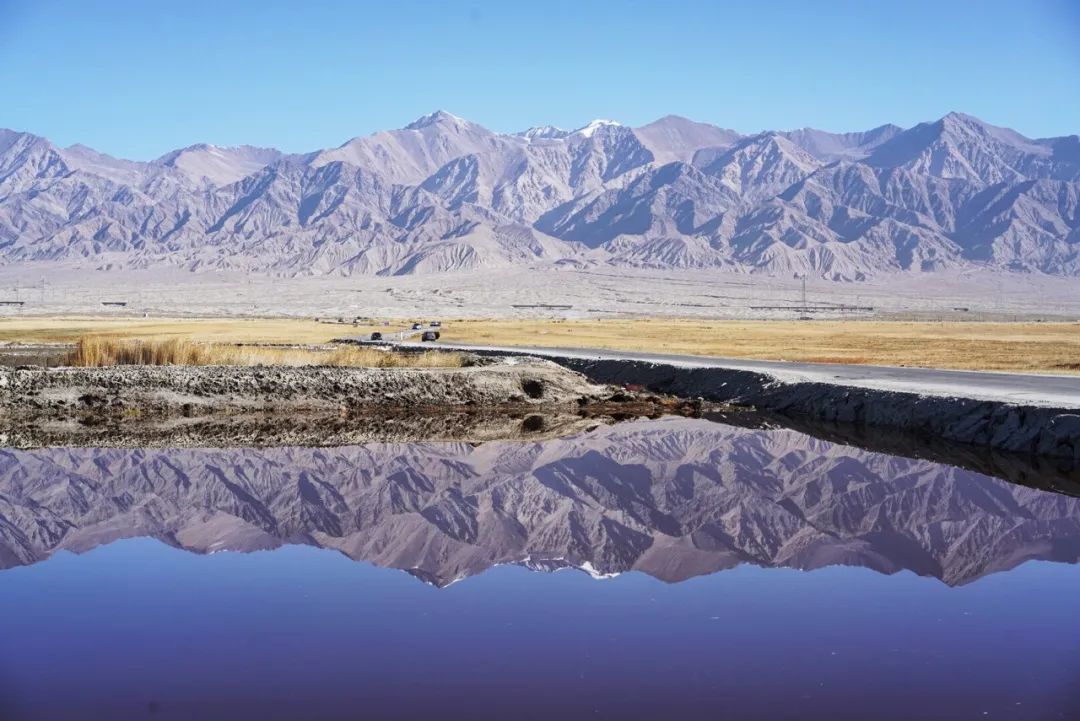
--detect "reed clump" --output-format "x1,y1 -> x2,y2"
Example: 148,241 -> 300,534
65,336 -> 462,369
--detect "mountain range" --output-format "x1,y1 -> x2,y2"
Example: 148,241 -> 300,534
2,417 -> 1077,586
1,111 -> 1078,278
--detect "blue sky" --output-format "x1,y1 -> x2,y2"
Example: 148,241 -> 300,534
1,0 -> 1078,159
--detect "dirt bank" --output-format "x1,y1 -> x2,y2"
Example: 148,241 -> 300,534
0,358 -> 706,447
0,358 -> 604,411
467,354 -> 1080,461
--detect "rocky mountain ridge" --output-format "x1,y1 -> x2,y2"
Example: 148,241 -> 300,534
1,112 -> 1077,278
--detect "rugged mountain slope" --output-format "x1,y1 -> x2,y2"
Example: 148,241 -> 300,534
0,111 -> 1077,277
867,112 -> 1080,185
0,130 -> 70,193
782,123 -> 903,161
696,132 -> 823,201
156,143 -> 288,187
536,161 -> 737,248
311,111 -> 509,186
633,115 -> 742,164
1,417 -> 1077,586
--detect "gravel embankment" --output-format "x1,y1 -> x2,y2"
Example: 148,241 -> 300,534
494,355 -> 1080,461
0,359 -> 610,415
0,359 -> 708,447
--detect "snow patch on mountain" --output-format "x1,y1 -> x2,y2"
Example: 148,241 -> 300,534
516,125 -> 571,141
574,119 -> 622,137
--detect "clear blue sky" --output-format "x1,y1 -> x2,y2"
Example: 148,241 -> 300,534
1,0 -> 1078,159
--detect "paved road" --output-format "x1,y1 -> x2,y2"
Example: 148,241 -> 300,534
365,338 -> 1080,409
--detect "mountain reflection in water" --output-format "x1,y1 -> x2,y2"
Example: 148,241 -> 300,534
2,416 -> 1078,586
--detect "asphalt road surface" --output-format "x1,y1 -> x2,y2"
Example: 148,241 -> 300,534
373,339 -> 1080,409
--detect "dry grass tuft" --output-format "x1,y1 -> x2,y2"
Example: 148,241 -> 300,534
65,336 -> 462,369
69,336 -> 209,366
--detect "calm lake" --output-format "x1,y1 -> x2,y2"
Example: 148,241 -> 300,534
1,416 -> 1078,720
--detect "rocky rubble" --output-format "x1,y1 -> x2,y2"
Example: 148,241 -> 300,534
0,359 -> 603,411
0,359 -> 704,447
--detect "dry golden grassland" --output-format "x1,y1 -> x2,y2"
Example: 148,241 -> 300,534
64,336 -> 462,369
2,316 -> 1077,373
439,319 -> 1080,374
0,317 -> 361,345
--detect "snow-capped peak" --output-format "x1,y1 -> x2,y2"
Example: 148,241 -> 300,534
406,110 -> 466,130
574,119 -> 622,138
516,125 -> 570,141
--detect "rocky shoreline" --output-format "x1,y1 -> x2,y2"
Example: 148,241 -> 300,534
456,353 -> 1080,461
0,359 -> 704,447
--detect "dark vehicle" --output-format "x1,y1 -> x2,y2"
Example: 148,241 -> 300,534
370,332 -> 383,341
421,330 -> 440,342
430,321 -> 441,327
411,323 -> 422,330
